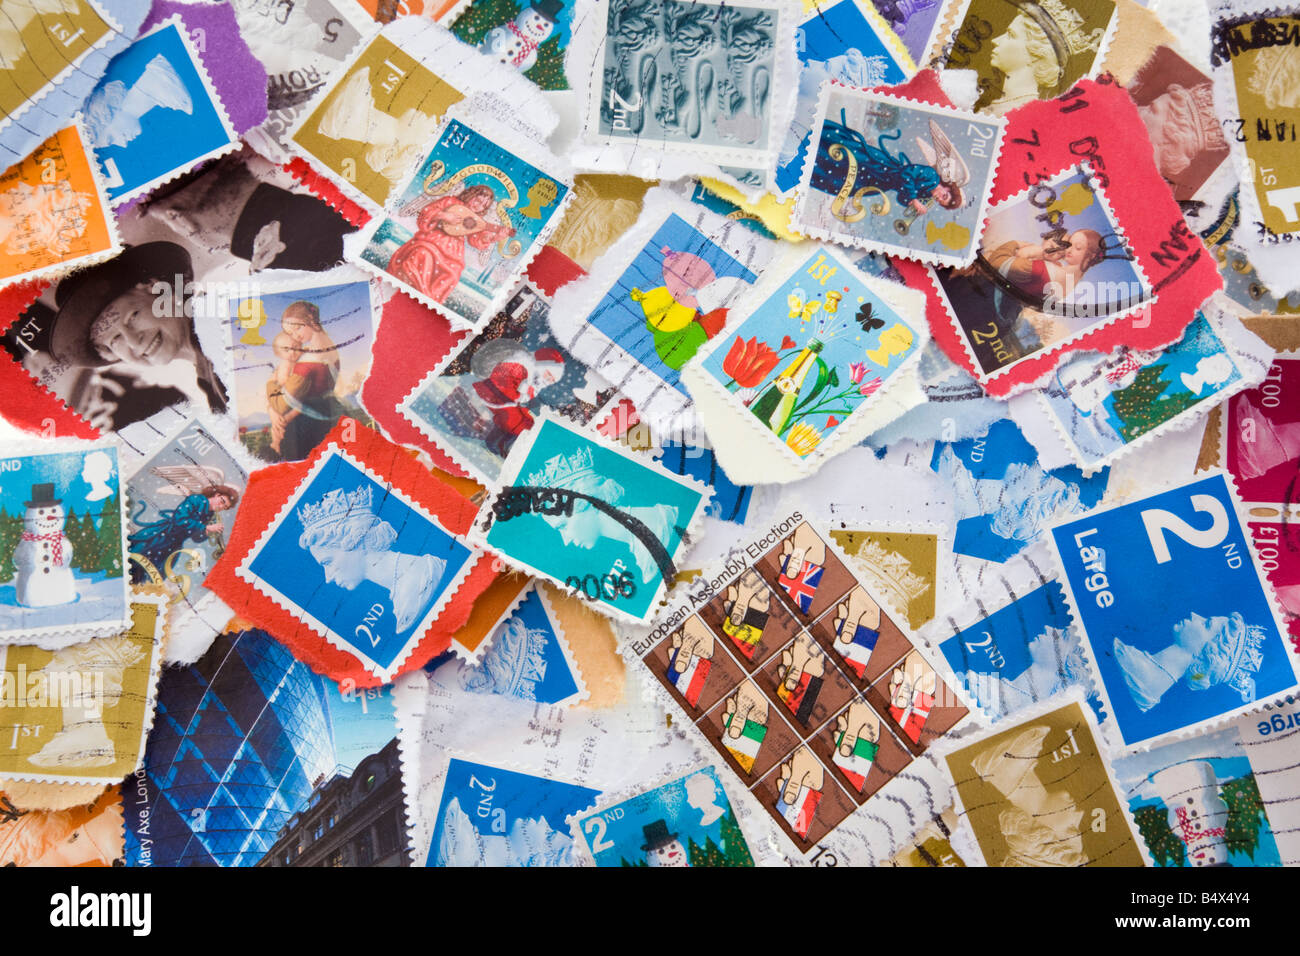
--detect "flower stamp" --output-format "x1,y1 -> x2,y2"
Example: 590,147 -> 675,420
1048,472 -> 1300,749
356,117 -> 572,330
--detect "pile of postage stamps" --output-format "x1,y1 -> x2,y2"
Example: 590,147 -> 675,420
1,0 -> 1299,871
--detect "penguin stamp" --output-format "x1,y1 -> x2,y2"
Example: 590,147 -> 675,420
791,84 -> 1005,267
571,766 -> 755,866
0,441 -> 130,646
1048,471 -> 1300,750
0,590 -> 166,785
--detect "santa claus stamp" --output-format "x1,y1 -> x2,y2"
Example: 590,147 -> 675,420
685,243 -> 928,481
399,282 -> 615,486
449,0 -> 573,91
1048,471 -> 1300,750
0,441 -> 129,646
931,164 -> 1155,384
234,442 -> 479,681
790,85 -> 1005,267
0,589 -> 166,785
476,413 -> 710,623
942,695 -> 1147,866
571,766 -> 755,866
0,123 -> 120,291
355,116 -> 573,330
82,17 -> 239,207
932,0 -> 1116,114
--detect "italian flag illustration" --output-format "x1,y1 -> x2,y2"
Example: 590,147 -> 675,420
668,649 -> 711,708
721,712 -> 768,774
777,784 -> 821,840
832,730 -> 879,792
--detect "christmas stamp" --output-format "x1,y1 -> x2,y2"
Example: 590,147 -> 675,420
83,17 -> 239,207
235,442 -> 479,681
476,413 -> 711,623
0,0 -> 119,136
429,583 -> 589,707
942,695 -> 1147,866
1233,698 -> 1300,865
627,510 -> 970,860
1112,722 -> 1283,867
685,243 -> 928,482
449,0 -> 574,91
0,123 -> 120,291
930,164 -> 1155,384
426,755 -> 600,866
0,441 -> 129,646
774,0 -> 912,197
870,0 -> 946,64
571,766 -> 755,866
1026,303 -> 1273,472
548,188 -> 772,431
0,589 -> 166,786
399,282 -> 615,486
933,0 -> 1117,114
1048,471 -> 1300,750
792,84 -> 1005,267
225,269 -> 378,464
355,115 -> 573,330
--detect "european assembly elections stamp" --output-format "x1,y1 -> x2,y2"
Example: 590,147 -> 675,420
1029,304 -> 1273,472
934,0 -> 1116,115
627,511 -> 969,860
943,695 -> 1147,866
0,0 -> 119,135
931,164 -> 1154,385
400,282 -> 616,487
356,116 -> 573,330
1210,1 -> 1300,239
1049,472 -> 1300,750
572,766 -> 755,867
236,442 -> 478,681
686,243 -> 928,480
477,413 -> 710,623
0,589 -> 165,785
82,17 -> 238,206
0,123 -> 119,290
791,84 -> 1004,267
0,440 -> 129,646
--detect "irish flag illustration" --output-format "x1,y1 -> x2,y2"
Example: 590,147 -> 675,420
721,712 -> 768,774
832,729 -> 879,792
667,648 -> 711,708
776,784 -> 821,840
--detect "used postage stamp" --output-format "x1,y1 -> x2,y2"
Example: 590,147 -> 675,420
1049,471 -> 1300,749
934,0 -> 1117,114
548,188 -> 772,430
572,766 -> 755,866
686,243 -> 928,479
83,17 -> 239,206
225,270 -> 378,464
356,116 -> 572,330
427,756 -> 600,866
828,526 -> 941,630
0,590 -> 165,785
931,164 -> 1155,384
0,123 -> 119,290
400,283 -> 615,487
869,0 -> 945,64
0,441 -> 129,646
477,413 -> 710,623
449,0 -> 575,91
792,84 -> 1005,267
943,695 -> 1147,866
236,442 -> 478,680
1231,698 -> 1300,865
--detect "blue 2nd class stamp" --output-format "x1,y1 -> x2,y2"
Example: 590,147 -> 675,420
238,445 -> 475,679
1050,472 -> 1300,748
83,18 -> 238,205
0,443 -> 129,641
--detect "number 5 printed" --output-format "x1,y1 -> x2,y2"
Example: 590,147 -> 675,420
1141,494 -> 1229,564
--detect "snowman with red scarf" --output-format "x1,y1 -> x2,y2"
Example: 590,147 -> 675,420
13,483 -> 77,607
479,0 -> 562,73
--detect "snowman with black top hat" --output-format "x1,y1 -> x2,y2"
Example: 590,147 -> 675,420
14,483 -> 77,607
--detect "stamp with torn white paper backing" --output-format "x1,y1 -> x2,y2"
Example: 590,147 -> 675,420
684,242 -> 929,484
548,186 -> 775,432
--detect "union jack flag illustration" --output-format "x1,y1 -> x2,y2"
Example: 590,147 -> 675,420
778,556 -> 824,614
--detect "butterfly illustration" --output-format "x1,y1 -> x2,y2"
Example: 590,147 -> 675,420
855,301 -> 884,332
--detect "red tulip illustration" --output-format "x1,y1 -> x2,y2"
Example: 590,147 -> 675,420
723,336 -> 780,389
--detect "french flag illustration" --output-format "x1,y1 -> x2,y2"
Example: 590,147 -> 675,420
722,713 -> 767,774
835,622 -> 879,680
776,785 -> 821,840
832,730 -> 880,792
667,648 -> 711,708
778,556 -> 823,615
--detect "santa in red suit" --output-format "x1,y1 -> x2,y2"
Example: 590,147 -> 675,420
472,347 -> 566,456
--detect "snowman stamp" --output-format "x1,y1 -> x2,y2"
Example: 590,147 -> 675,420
571,766 -> 755,866
0,441 -> 130,647
450,0 -> 574,91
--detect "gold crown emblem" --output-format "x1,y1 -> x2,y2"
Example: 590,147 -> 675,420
1039,0 -> 1105,56
525,448 -> 596,488
849,540 -> 931,609
298,486 -> 373,535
